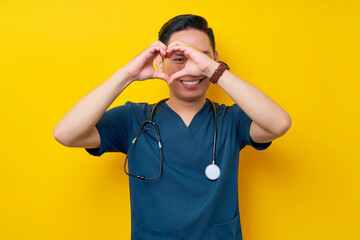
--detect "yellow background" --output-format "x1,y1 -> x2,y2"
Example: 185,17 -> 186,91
1,0 -> 359,239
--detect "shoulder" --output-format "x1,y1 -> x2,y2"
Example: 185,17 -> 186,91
101,101 -> 154,120
124,101 -> 154,111
121,101 -> 156,121
212,101 -> 245,117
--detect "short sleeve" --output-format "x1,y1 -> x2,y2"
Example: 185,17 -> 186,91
232,104 -> 272,151
85,104 -> 132,156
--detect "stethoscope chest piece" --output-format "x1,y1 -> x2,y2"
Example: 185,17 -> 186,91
125,98 -> 220,181
205,164 -> 220,180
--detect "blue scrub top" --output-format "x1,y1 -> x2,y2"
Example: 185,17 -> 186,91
86,99 -> 271,240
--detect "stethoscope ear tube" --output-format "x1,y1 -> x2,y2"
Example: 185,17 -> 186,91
124,120 -> 163,180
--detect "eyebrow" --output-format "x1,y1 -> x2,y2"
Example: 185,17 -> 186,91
173,52 -> 185,57
202,50 -> 211,56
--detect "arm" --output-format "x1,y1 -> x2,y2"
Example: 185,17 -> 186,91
215,69 -> 292,143
53,41 -> 169,148
53,69 -> 130,148
166,41 -> 291,143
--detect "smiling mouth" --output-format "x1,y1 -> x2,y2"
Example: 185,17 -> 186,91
180,78 -> 204,86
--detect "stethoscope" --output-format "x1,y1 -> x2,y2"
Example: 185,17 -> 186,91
124,98 -> 220,181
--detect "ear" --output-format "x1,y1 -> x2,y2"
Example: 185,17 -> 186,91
154,55 -> 163,72
214,50 -> 219,62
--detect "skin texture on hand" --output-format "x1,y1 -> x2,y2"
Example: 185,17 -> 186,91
123,39 -> 218,86
124,40 -> 170,82
165,40 -> 219,83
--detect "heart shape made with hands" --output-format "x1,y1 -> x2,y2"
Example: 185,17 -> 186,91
158,48 -> 209,83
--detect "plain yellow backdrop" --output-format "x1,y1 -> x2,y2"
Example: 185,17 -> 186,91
1,0 -> 359,239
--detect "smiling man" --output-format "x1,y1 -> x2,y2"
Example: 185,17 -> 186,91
54,14 -> 291,240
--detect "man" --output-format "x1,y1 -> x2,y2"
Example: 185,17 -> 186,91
54,14 -> 291,240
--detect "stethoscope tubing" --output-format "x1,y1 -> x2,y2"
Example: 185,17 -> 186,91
124,98 -> 218,181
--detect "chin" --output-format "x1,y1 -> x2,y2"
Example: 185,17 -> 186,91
168,81 -> 210,102
170,91 -> 207,103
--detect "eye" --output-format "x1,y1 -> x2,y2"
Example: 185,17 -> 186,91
173,58 -> 186,63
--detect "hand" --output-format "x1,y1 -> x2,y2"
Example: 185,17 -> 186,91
166,41 -> 219,83
124,41 -> 170,82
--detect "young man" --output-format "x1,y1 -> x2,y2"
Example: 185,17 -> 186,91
54,15 -> 291,240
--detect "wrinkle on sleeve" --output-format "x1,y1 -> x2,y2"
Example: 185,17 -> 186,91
85,104 -> 132,156
231,104 -> 272,151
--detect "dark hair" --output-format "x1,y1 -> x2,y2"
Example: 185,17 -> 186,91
158,14 -> 215,53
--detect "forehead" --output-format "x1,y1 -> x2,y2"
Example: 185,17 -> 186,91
167,29 -> 213,54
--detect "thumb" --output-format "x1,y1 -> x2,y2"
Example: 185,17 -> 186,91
153,71 -> 170,82
169,69 -> 188,84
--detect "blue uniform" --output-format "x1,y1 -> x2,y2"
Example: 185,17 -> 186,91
86,99 -> 271,240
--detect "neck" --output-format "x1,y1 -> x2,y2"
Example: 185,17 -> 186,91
166,96 -> 207,115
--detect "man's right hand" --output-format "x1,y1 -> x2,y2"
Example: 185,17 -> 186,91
123,41 -> 169,82
54,41 -> 170,149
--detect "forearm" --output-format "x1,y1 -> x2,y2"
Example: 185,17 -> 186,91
53,68 -> 131,144
164,40 -> 291,138
216,70 -> 291,136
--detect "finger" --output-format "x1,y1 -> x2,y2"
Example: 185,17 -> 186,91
153,71 -> 170,82
157,41 -> 168,50
169,69 -> 188,83
147,46 -> 166,59
150,40 -> 167,49
164,51 -> 185,59
166,45 -> 193,59
167,41 -> 199,56
157,46 -> 167,58
167,40 -> 190,49
167,45 -> 214,73
151,46 -> 166,57
150,41 -> 167,56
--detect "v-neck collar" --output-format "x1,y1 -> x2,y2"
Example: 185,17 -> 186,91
161,99 -> 211,129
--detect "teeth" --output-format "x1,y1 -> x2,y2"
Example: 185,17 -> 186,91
181,80 -> 200,86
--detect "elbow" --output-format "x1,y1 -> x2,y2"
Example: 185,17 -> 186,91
53,126 -> 72,147
274,114 -> 292,137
